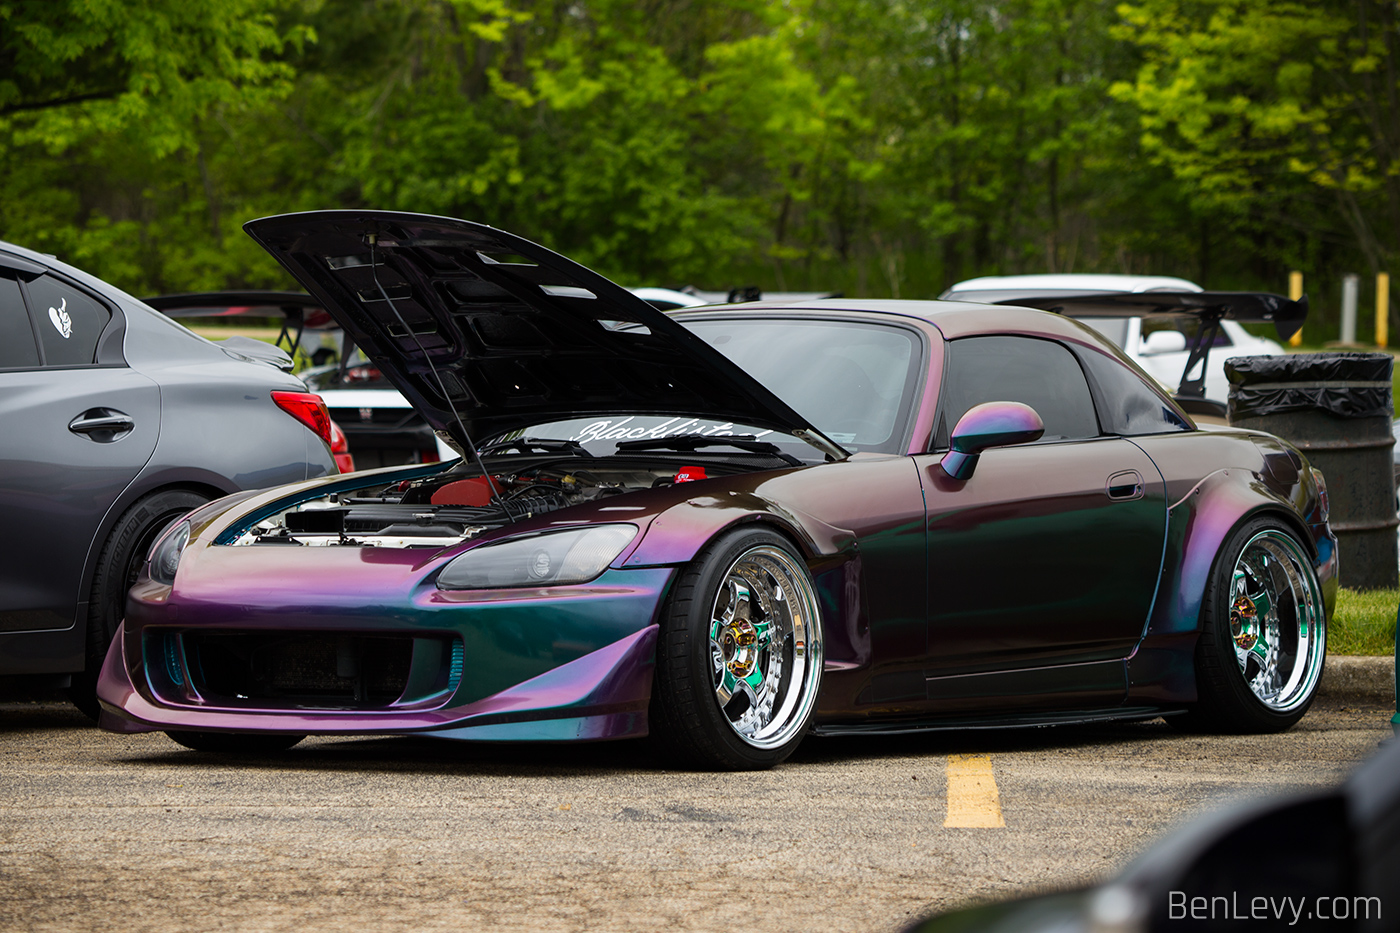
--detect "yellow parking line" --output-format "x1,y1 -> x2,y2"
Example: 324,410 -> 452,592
944,754 -> 1005,827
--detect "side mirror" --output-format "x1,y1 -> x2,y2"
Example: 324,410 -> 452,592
941,402 -> 1044,480
1140,330 -> 1188,355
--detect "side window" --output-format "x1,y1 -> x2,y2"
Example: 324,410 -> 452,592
25,275 -> 111,366
1076,345 -> 1192,435
938,335 -> 1099,444
0,277 -> 40,369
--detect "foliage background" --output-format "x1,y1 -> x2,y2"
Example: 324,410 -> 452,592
2,0 -> 1397,341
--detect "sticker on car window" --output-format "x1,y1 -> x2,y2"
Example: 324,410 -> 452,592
48,298 -> 72,339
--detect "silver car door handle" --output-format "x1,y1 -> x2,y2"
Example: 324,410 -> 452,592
69,410 -> 135,437
1106,470 -> 1145,500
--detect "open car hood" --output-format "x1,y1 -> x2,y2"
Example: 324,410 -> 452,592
244,211 -> 846,458
988,290 -> 1307,342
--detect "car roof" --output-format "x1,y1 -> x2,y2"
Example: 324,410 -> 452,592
670,298 -> 1108,343
942,273 -> 1203,296
0,240 -> 154,310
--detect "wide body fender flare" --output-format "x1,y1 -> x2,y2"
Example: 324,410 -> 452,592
1126,465 -> 1337,705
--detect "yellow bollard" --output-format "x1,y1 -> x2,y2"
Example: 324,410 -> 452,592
1378,272 -> 1390,349
1289,271 -> 1304,346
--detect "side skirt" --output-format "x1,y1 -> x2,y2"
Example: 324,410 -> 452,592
810,706 -> 1182,737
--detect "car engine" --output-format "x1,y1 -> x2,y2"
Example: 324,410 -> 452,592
227,460 -> 703,548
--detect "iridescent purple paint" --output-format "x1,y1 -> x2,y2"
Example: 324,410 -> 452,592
940,401 -> 1045,480
94,300 -> 1342,746
99,619 -> 661,741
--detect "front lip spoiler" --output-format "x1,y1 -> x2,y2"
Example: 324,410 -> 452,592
97,623 -> 659,742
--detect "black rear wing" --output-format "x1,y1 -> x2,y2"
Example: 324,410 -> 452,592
994,290 -> 1308,399
142,290 -> 336,357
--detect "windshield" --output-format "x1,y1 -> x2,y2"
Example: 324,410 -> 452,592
501,316 -> 924,460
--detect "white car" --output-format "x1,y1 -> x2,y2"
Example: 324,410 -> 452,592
940,274 -> 1289,410
627,287 -> 712,310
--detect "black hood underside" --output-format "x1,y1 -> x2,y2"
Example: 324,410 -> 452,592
244,211 -> 844,458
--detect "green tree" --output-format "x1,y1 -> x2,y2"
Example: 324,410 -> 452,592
0,0 -> 309,289
1113,0 -> 1400,304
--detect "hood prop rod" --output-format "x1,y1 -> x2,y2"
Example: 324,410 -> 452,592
367,234 -> 516,522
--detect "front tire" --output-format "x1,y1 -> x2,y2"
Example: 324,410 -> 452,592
1177,517 -> 1327,733
649,527 -> 824,770
70,489 -> 210,720
166,732 -> 305,753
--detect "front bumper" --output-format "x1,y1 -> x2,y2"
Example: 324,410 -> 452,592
97,565 -> 675,742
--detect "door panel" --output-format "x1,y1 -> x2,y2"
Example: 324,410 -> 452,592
925,658 -> 1127,713
0,369 -> 160,632
917,437 -> 1166,677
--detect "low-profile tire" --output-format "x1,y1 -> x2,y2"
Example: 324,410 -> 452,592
649,527 -> 824,771
69,489 -> 210,720
1173,517 -> 1327,734
166,731 -> 306,753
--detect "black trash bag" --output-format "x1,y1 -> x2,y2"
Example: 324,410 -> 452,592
1226,352 -> 1394,420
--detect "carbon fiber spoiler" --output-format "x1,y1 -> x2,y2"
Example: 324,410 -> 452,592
993,290 -> 1308,343
994,290 -> 1308,400
142,290 -> 334,356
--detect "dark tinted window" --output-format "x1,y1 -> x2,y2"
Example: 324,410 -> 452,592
1076,345 -> 1192,435
939,335 -> 1099,444
0,277 -> 40,369
26,275 -> 110,365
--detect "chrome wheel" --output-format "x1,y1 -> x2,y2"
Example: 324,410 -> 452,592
1226,530 -> 1326,713
706,545 -> 823,749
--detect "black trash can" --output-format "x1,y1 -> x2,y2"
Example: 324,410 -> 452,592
1227,352 -> 1397,590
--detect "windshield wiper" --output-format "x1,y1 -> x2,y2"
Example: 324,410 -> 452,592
479,437 -> 594,457
614,434 -> 803,466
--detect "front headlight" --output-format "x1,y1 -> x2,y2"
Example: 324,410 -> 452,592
149,521 -> 192,586
436,524 -> 638,590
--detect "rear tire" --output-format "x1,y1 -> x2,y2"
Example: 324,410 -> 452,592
70,489 -> 210,720
166,731 -> 305,753
1174,517 -> 1327,733
649,527 -> 823,770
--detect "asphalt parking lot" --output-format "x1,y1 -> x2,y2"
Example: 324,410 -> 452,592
1,697 -> 1393,933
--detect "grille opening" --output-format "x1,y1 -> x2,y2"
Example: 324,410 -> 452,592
183,632 -> 427,708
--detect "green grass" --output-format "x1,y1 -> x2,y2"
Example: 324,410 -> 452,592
1331,588 -> 1398,655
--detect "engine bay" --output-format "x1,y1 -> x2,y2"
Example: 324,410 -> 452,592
225,452 -> 777,548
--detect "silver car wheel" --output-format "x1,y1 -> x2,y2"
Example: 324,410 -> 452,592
707,545 -> 823,750
1227,530 -> 1326,713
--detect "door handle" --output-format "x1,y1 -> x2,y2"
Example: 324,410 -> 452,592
69,408 -> 135,442
1106,470 -> 1145,500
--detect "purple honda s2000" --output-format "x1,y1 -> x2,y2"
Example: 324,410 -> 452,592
98,211 -> 1333,771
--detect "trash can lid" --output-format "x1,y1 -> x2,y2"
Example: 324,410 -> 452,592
1226,352 -> 1394,420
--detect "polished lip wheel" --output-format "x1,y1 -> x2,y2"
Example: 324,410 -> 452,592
708,545 -> 822,749
1227,530 -> 1326,712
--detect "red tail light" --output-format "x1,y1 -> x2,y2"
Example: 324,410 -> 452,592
271,391 -> 333,446
328,418 -> 355,474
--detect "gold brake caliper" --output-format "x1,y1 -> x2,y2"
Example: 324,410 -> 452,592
1231,594 -> 1259,650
